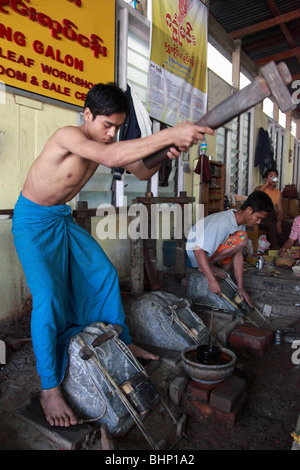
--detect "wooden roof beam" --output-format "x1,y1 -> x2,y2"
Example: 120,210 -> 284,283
229,8 -> 300,39
255,46 -> 300,66
265,0 -> 300,65
265,0 -> 296,48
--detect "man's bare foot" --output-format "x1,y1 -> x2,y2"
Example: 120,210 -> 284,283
40,386 -> 78,427
128,343 -> 159,361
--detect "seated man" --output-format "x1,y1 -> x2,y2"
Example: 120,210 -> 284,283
12,83 -> 214,428
255,169 -> 291,249
279,215 -> 300,259
186,191 -> 273,306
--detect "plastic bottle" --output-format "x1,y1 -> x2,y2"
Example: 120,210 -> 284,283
200,137 -> 207,154
130,1 -> 143,13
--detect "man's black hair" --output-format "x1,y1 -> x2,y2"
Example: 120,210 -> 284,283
84,83 -> 130,120
263,168 -> 278,179
240,190 -> 274,213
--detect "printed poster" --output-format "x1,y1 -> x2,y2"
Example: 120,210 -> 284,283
147,0 -> 207,126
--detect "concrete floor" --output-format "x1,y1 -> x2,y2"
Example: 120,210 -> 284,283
0,264 -> 300,451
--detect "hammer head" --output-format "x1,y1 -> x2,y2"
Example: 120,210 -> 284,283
260,61 -> 295,113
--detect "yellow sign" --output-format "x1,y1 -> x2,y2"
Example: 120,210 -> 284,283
147,0 -> 207,126
0,0 -> 116,108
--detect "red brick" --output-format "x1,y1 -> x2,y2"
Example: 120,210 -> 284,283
185,390 -> 248,425
186,381 -> 213,403
191,399 -> 214,418
229,325 -> 273,357
211,393 -> 248,425
210,376 -> 246,413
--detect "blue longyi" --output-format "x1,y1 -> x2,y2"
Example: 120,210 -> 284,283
12,193 -> 131,390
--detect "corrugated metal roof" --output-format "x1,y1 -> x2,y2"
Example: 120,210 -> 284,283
209,0 -> 300,116
209,0 -> 273,32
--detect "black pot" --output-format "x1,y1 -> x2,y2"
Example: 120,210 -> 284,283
196,344 -> 220,364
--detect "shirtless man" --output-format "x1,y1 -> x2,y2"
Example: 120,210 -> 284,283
12,83 -> 213,428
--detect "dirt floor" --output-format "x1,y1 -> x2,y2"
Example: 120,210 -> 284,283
1,273 -> 300,452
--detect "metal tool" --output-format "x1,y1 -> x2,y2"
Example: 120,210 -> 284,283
79,324 -> 122,360
252,304 -> 271,326
221,292 -> 259,327
78,333 -> 185,450
224,273 -> 270,326
143,61 -> 295,169
78,336 -> 164,450
223,273 -> 251,316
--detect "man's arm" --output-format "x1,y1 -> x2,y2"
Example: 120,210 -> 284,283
232,250 -> 252,307
54,122 -> 213,169
122,160 -> 160,180
255,181 -> 269,191
279,238 -> 296,256
122,145 -> 180,180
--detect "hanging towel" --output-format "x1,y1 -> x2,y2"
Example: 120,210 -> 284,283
12,193 -> 131,390
194,154 -> 212,183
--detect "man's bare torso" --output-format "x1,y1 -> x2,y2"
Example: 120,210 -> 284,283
22,127 -> 99,206
21,111 -> 211,208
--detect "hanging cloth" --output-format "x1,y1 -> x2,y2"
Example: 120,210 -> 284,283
114,84 -> 142,178
254,127 -> 276,176
194,154 -> 211,183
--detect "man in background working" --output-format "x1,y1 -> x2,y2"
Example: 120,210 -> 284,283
186,191 -> 274,307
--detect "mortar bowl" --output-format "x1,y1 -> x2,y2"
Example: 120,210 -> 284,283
181,345 -> 236,385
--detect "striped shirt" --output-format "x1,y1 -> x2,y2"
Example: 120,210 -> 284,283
290,216 -> 300,243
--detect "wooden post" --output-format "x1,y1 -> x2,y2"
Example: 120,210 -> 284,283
173,192 -> 187,277
136,195 -> 195,280
73,201 -> 94,234
232,39 -> 241,90
129,199 -> 144,294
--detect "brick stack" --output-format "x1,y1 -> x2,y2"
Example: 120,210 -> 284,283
185,375 -> 247,425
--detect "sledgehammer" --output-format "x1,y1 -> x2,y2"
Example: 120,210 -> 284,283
143,61 -> 295,169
